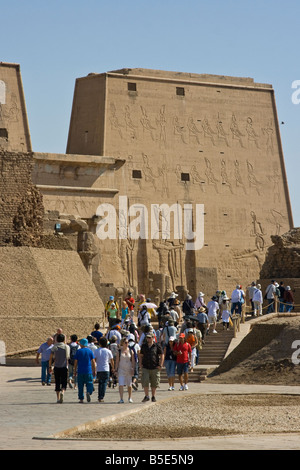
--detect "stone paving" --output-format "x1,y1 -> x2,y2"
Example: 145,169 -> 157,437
1,365 -> 300,451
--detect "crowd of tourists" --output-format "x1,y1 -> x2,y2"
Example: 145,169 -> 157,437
36,280 -> 295,404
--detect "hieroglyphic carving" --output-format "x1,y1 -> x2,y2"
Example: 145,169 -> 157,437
205,158 -> 219,193
234,160 -> 247,194
191,165 -> 205,192
110,103 -> 123,138
124,105 -> 138,140
230,113 -> 245,148
267,209 -> 286,236
156,105 -> 167,147
173,116 -> 187,144
246,117 -> 260,149
220,159 -> 233,194
216,115 -> 230,147
202,118 -> 216,146
187,117 -> 202,144
142,153 -> 158,189
247,160 -> 262,195
250,211 -> 265,251
158,159 -> 170,197
140,106 -> 156,140
152,238 -> 184,291
267,167 -> 281,203
262,120 -> 274,154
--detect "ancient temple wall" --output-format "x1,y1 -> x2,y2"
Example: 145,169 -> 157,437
45,68 -> 294,300
0,63 -> 31,153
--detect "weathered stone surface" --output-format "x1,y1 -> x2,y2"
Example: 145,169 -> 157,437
46,68 -> 293,301
0,247 -> 104,352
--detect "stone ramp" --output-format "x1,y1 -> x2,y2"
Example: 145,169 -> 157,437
0,247 -> 104,353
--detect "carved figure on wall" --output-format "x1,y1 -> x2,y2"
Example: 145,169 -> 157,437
158,162 -> 170,197
234,160 -> 247,194
140,106 -> 156,141
124,105 -> 138,140
246,117 -> 260,149
267,167 -> 281,203
204,158 -> 219,193
216,116 -> 230,147
250,210 -> 265,252
262,120 -> 274,154
220,159 -> 233,194
175,164 -> 183,184
156,105 -> 167,147
267,209 -> 286,236
191,165 -> 205,192
118,208 -> 136,288
173,116 -> 187,144
230,113 -> 245,148
110,103 -> 123,138
187,117 -> 202,144
202,118 -> 216,146
247,160 -> 262,195
152,238 -> 184,291
142,153 -> 158,190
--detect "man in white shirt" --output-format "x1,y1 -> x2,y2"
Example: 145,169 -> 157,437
230,285 -> 244,315
265,280 -> 276,313
94,337 -> 114,402
252,284 -> 263,316
206,296 -> 219,333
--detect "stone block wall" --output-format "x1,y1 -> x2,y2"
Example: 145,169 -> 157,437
0,150 -> 44,246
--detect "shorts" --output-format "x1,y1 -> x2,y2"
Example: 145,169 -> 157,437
208,314 -> 217,323
164,360 -> 176,377
118,375 -> 132,387
141,368 -> 160,388
176,362 -> 189,375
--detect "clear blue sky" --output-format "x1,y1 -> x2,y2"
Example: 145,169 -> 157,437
1,0 -> 299,226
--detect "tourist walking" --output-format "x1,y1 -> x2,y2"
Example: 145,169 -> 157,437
220,296 -> 231,329
196,307 -> 209,344
252,284 -> 263,316
173,333 -> 192,391
90,323 -> 103,343
206,295 -> 219,334
36,337 -> 53,386
49,334 -> 70,403
230,285 -> 244,316
73,338 -> 96,403
247,281 -> 257,316
115,337 -> 135,403
163,336 -> 177,390
284,286 -> 294,312
68,334 -> 80,389
278,282 -> 286,313
94,336 -> 114,402
265,280 -> 276,313
139,332 -> 164,402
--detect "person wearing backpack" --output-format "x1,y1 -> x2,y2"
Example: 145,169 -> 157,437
68,334 -> 80,389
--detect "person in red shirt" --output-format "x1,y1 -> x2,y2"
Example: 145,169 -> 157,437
173,334 -> 192,391
125,291 -> 135,321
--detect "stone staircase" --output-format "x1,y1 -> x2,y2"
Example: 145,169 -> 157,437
197,323 -> 235,366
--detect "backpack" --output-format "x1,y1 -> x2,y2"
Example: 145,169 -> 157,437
129,343 -> 138,363
118,345 -> 137,363
69,343 -> 79,365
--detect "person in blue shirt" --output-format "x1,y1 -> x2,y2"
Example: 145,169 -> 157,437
36,337 -> 54,385
91,323 -> 103,343
73,338 -> 96,403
